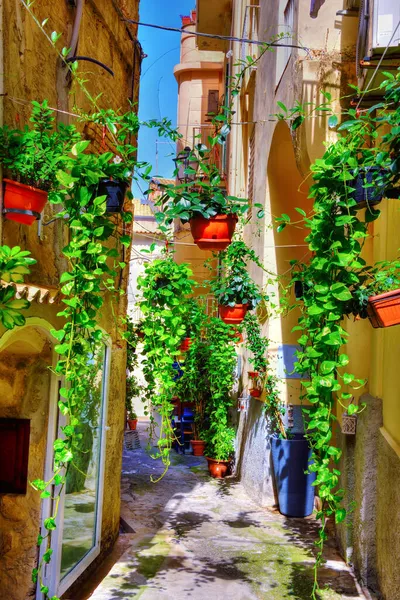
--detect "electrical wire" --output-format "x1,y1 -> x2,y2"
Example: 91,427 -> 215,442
124,19 -> 310,55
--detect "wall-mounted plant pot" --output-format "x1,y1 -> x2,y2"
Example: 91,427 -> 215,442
249,388 -> 262,398
367,288 -> 400,328
191,440 -> 206,456
341,413 -> 357,435
350,167 -> 386,210
127,419 -> 138,431
271,433 -> 316,518
206,457 -> 231,479
219,303 -> 248,324
189,214 -> 238,251
97,178 -> 128,213
180,337 -> 193,352
3,179 -> 48,225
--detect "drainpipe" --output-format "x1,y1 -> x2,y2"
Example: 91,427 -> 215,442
67,0 -> 84,60
0,0 -> 4,245
56,0 -> 84,124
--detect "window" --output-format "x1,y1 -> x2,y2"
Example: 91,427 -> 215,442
206,89 -> 220,118
276,0 -> 295,86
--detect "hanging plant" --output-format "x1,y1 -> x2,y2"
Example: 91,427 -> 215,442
137,250 -> 196,477
0,101 -> 80,224
211,241 -> 264,323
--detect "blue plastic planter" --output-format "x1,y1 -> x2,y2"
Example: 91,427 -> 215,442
271,434 -> 316,518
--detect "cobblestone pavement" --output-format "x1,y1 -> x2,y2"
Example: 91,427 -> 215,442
86,423 -> 367,600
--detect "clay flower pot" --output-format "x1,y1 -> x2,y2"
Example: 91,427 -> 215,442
228,327 -> 243,344
191,440 -> 206,456
179,337 -> 193,352
206,457 -> 231,479
249,388 -> 262,398
127,419 -> 138,430
367,288 -> 400,328
248,371 -> 259,379
3,179 -> 48,225
97,178 -> 127,213
189,214 -> 238,251
219,303 -> 248,325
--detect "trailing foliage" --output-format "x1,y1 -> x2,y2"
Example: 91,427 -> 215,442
211,241 -> 264,309
278,72 -> 400,597
137,252 -> 196,476
0,245 -> 36,328
203,317 -> 237,460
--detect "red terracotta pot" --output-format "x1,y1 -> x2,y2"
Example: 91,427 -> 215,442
3,179 -> 48,225
206,457 -> 231,479
219,303 -> 248,325
367,289 -> 400,328
248,371 -> 259,379
127,419 -> 138,430
191,440 -> 206,456
250,389 -> 262,398
180,337 -> 193,352
189,214 -> 238,251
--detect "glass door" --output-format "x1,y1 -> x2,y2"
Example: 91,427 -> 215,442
39,342 -> 110,598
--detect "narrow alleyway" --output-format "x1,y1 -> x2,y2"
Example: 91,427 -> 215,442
78,424 -> 366,600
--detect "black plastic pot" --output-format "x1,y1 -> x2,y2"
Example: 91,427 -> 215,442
97,179 -> 127,213
350,167 -> 387,209
271,434 -> 316,518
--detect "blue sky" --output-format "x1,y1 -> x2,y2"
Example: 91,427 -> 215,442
135,1 -> 194,197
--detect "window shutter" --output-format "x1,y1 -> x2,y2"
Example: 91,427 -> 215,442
207,90 -> 219,116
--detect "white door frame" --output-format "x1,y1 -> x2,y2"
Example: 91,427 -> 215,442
38,338 -> 111,599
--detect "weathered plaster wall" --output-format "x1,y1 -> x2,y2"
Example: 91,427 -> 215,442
0,334 -> 53,599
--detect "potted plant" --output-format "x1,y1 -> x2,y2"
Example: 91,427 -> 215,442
0,101 -> 80,225
244,312 -> 269,397
211,243 -> 262,324
263,373 -> 316,518
343,263 -> 400,328
87,109 -> 140,213
155,150 -> 249,251
127,410 -> 138,430
205,426 -> 235,478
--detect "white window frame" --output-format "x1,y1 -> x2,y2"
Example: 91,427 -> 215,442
276,0 -> 295,87
37,339 -> 111,599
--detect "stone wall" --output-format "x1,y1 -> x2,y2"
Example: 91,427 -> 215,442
0,0 -> 140,597
336,394 -> 385,598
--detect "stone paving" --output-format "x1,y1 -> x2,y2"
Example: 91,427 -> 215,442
86,423 -> 367,600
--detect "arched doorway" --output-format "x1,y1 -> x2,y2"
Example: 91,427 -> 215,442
267,121 -> 313,406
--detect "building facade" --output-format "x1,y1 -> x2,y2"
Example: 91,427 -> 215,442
174,1 -> 400,599
0,1 -> 141,598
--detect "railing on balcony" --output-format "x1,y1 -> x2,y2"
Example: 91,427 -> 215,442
192,125 -> 225,176
241,4 -> 260,65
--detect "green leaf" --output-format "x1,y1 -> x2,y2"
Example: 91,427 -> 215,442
71,140 -> 91,156
328,114 -> 338,128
